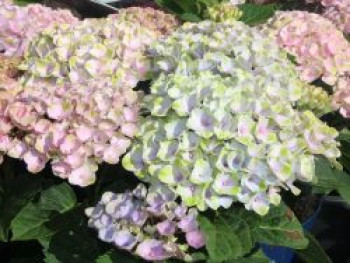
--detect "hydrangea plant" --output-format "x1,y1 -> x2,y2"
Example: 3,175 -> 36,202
19,17 -> 156,86
123,21 -> 341,215
263,11 -> 350,86
0,8 -> 179,186
86,184 -> 205,261
0,2 -> 78,57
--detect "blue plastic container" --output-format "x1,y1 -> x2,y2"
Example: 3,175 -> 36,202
261,199 -> 323,263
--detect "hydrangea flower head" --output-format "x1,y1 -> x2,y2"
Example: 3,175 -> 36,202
123,21 -> 340,215
206,2 -> 243,22
86,184 -> 205,261
264,11 -> 350,86
298,83 -> 332,116
0,9 -> 179,186
110,7 -> 179,37
306,0 -> 350,34
0,2 -> 78,57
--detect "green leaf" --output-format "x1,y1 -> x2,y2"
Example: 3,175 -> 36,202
296,232 -> 332,263
230,249 -> 270,263
97,251 -> 144,263
172,0 -> 197,13
199,203 -> 307,262
0,161 -> 42,241
41,207 -> 87,263
180,13 -> 202,22
48,225 -> 100,263
198,211 -> 254,262
10,183 -> 77,242
238,3 -> 278,25
314,157 -> 350,191
221,215 -> 254,254
198,216 -> 243,261
11,202 -> 52,241
13,0 -> 41,6
337,129 -> 350,142
248,204 -> 309,249
338,187 -> 350,205
39,183 -> 77,213
154,0 -> 185,14
43,248 -> 61,263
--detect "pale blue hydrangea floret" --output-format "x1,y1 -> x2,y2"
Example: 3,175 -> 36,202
123,21 -> 341,216
85,184 -> 205,261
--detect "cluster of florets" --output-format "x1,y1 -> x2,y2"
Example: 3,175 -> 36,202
0,56 -> 20,86
306,0 -> 350,34
0,55 -> 22,165
322,0 -> 350,34
86,184 -> 205,261
123,21 -> 341,215
205,2 -> 243,22
0,2 -> 78,57
19,16 -> 158,86
109,7 -> 179,37
332,74 -> 350,118
264,11 -> 350,86
298,83 -> 332,116
0,77 -> 140,186
0,8 -> 179,186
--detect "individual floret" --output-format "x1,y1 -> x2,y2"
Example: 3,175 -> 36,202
85,184 -> 205,261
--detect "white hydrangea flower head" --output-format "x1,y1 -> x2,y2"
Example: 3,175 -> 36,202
123,21 -> 341,215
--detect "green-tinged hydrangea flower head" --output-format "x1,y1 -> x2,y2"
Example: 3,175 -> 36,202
123,21 -> 341,215
205,2 -> 243,22
19,6 -> 179,88
19,16 -> 157,87
297,83 -> 332,116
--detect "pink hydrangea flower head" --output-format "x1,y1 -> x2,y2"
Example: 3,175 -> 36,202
264,11 -> 350,86
0,8 -> 179,187
307,0 -> 350,34
0,2 -> 78,57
